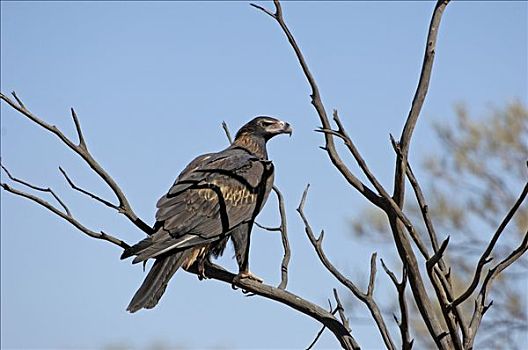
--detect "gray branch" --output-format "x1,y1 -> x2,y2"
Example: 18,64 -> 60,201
380,259 -> 413,350
451,181 -> 528,309
1,92 -> 154,236
1,165 -> 129,250
297,185 -> 395,350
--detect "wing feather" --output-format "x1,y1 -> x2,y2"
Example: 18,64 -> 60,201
135,147 -> 274,262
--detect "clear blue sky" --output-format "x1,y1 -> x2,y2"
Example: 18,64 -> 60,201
1,1 -> 526,349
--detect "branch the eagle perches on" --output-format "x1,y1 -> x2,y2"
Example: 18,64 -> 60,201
2,1 -> 527,349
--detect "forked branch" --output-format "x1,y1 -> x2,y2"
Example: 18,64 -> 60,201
251,1 -> 452,348
452,181 -> 528,309
380,260 -> 413,350
251,1 -> 383,208
1,96 -> 356,350
0,92 -> 153,235
1,165 -> 129,250
297,185 -> 396,350
465,230 -> 528,349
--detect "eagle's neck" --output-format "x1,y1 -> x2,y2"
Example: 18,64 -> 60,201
232,133 -> 268,159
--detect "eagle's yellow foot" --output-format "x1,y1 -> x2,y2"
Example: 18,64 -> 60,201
235,271 -> 263,283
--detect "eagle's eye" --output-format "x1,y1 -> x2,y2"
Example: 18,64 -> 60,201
261,120 -> 275,127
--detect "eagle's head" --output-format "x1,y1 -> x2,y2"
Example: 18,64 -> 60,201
235,116 -> 293,141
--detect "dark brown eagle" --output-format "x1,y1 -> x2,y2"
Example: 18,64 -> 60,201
121,116 -> 292,313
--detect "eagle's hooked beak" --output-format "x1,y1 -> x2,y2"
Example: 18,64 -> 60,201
277,120 -> 293,137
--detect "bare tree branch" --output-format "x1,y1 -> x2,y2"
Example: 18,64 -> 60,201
393,0 -> 450,206
391,135 -> 469,343
272,185 -> 291,290
59,166 -> 119,210
0,92 -> 154,235
390,134 -> 445,264
1,167 -> 129,250
252,1 -> 453,347
306,322 -> 329,350
333,288 -> 351,333
385,1 -> 452,347
188,262 -> 360,350
1,163 -> 71,216
465,230 -> 528,349
315,110 -> 390,202
70,107 -> 86,149
425,237 -> 463,350
452,181 -> 528,309
297,185 -> 396,350
380,260 -> 413,350
2,98 -> 360,350
306,299 -> 338,350
251,1 -> 383,208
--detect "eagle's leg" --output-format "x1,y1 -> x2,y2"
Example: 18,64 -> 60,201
231,223 -> 263,283
197,255 -> 218,280
197,257 -> 208,280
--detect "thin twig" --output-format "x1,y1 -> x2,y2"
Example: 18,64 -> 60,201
0,92 -> 154,235
390,134 -> 446,268
1,179 -> 129,250
426,236 -> 450,271
254,222 -> 281,231
425,237 -> 463,350
59,166 -> 119,210
306,323 -> 329,350
451,181 -> 528,309
251,0 -> 383,208
380,259 -> 413,350
1,163 -> 71,216
333,288 -> 350,332
393,0 -> 451,206
465,230 -> 528,349
306,299 -> 338,350
273,185 -> 291,290
367,252 -> 378,297
188,262 -> 359,350
297,185 -> 395,350
70,108 -> 86,149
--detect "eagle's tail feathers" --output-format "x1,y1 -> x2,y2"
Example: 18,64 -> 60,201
126,252 -> 188,313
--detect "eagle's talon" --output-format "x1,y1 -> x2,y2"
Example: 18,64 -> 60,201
197,258 -> 210,280
197,267 -> 207,280
235,271 -> 263,283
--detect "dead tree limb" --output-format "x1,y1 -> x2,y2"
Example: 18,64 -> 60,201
252,1 -> 453,348
297,185 -> 396,350
188,262 -> 360,350
1,97 -> 358,350
451,181 -> 528,309
1,165 -> 129,250
306,299 -> 338,350
250,1 -> 383,209
386,1 -> 453,348
0,92 -> 154,236
465,229 -> 528,349
380,259 -> 413,350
